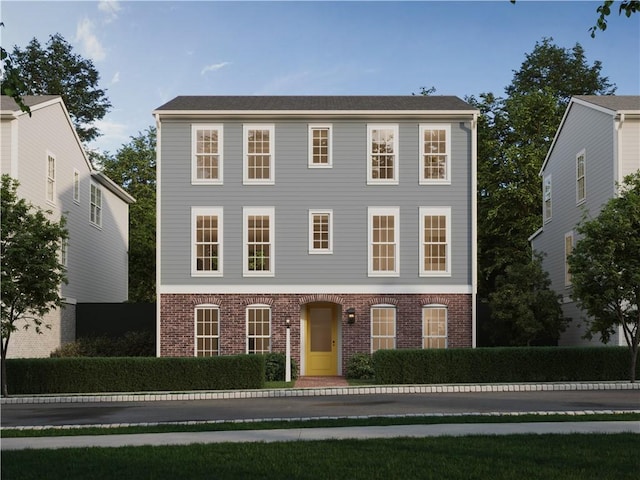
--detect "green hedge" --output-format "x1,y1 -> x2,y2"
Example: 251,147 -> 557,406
5,355 -> 265,395
373,347 -> 639,384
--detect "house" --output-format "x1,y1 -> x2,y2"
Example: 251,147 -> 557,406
154,96 -> 478,375
0,95 -> 135,358
530,95 -> 640,346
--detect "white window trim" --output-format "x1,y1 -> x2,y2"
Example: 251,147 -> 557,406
543,174 -> 552,223
370,305 -> 397,353
308,124 -> 333,168
243,124 -> 275,185
246,304 -> 272,354
60,237 -> 68,268
422,304 -> 448,348
46,151 -> 56,205
73,169 -> 80,204
194,304 -> 220,357
191,207 -> 223,277
192,124 -> 224,185
419,124 -> 451,185
564,231 -> 574,287
576,149 -> 586,205
90,182 -> 102,228
308,209 -> 333,254
368,207 -> 400,277
243,206 -> 275,277
419,206 -> 452,277
367,124 -> 399,185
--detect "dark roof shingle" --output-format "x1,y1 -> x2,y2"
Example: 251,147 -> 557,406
0,95 -> 61,111
574,95 -> 640,112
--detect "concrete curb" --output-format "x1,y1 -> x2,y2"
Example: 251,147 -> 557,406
2,381 -> 638,405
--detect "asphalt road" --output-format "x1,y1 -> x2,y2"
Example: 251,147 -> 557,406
2,390 -> 639,428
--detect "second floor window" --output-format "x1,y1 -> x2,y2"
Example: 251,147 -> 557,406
576,150 -> 586,204
367,125 -> 398,184
73,170 -> 80,203
368,207 -> 399,276
543,175 -> 552,222
309,210 -> 333,254
244,125 -> 274,184
192,125 -> 223,184
244,207 -> 274,276
420,207 -> 451,276
46,153 -> 56,203
90,183 -> 102,227
192,207 -> 223,276
420,125 -> 451,184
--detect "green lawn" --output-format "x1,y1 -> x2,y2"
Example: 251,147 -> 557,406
2,434 -> 637,480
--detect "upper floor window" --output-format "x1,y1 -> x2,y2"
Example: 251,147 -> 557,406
244,207 -> 274,276
576,150 -> 586,204
46,153 -> 56,203
247,305 -> 271,354
420,207 -> 451,276
192,125 -> 223,184
308,125 -> 332,167
309,210 -> 333,254
90,183 -> 102,227
564,232 -> 574,287
192,207 -> 223,276
543,175 -> 552,222
367,125 -> 398,184
73,169 -> 80,203
423,305 -> 447,348
195,305 -> 220,356
368,207 -> 399,276
420,124 -> 451,184
60,237 -> 68,268
371,305 -> 396,352
244,125 -> 274,184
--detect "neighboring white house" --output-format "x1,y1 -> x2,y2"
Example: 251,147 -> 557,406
530,95 -> 640,346
0,95 -> 135,358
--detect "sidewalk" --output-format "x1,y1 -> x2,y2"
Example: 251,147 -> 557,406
2,421 -> 638,451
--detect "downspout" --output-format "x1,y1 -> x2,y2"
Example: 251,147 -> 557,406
614,113 -> 624,194
155,113 -> 162,357
471,112 -> 478,348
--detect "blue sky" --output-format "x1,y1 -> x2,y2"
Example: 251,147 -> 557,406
2,1 -> 639,154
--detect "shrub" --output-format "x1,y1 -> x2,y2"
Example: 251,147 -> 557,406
264,352 -> 298,381
50,331 -> 155,357
345,352 -> 375,379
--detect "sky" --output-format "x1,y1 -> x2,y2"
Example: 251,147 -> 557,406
2,0 -> 639,154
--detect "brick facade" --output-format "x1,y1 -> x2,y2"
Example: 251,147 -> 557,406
160,293 -> 472,373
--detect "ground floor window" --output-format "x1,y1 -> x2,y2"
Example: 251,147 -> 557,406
371,305 -> 396,352
423,305 -> 447,348
247,305 -> 271,354
195,305 -> 220,356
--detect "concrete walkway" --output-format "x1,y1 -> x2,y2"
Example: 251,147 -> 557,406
2,421 -> 638,451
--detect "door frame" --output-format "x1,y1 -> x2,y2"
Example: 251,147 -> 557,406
300,302 -> 342,376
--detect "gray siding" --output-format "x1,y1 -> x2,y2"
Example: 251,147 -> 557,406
160,118 -> 473,287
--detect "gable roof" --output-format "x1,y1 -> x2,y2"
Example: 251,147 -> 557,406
0,95 -> 62,115
154,95 -> 476,114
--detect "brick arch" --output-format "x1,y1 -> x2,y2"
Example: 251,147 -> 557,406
243,296 -> 275,307
191,295 -> 224,307
419,295 -> 451,306
298,294 -> 346,306
368,296 -> 399,306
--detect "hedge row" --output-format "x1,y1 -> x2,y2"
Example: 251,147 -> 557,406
6,355 -> 265,395
373,347 -> 638,384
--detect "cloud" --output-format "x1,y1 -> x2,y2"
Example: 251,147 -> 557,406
111,72 -> 120,84
201,62 -> 231,75
98,0 -> 121,23
76,18 -> 106,61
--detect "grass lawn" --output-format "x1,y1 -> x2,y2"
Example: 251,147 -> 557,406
2,433 -> 637,479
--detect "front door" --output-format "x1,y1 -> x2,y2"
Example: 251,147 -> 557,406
306,304 -> 338,376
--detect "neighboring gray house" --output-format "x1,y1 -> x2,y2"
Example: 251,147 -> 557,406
154,96 -> 478,375
530,95 -> 640,346
0,95 -> 135,358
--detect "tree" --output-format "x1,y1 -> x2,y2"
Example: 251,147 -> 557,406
568,172 -> 640,382
5,33 -> 111,143
590,1 -> 640,37
1,175 -> 68,397
0,23 -> 30,115
468,38 -> 615,345
100,128 -> 157,302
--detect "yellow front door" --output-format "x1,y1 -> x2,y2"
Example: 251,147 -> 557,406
306,304 -> 338,376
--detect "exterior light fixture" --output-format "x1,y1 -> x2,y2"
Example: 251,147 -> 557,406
346,308 -> 356,324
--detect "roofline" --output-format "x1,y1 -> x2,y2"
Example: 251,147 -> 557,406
92,171 -> 136,204
0,96 -> 63,118
572,96 -> 640,116
153,109 -> 478,117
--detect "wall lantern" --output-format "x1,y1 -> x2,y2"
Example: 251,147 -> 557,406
346,308 -> 356,324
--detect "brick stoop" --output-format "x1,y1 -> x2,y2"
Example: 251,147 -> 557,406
294,376 -> 350,388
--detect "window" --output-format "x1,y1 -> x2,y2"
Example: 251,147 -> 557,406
192,125 -> 223,184
565,232 -> 574,287
90,183 -> 102,227
195,305 -> 220,356
368,207 -> 399,276
73,169 -> 80,203
423,306 -> 447,348
60,238 -> 68,268
192,207 -> 223,276
46,153 -> 56,203
367,125 -> 398,184
420,207 -> 451,276
543,175 -> 552,222
371,306 -> 396,352
247,305 -> 271,354
420,124 -> 451,184
308,125 -> 332,167
244,125 -> 274,184
309,210 -> 333,254
576,150 -> 586,204
244,207 -> 274,276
